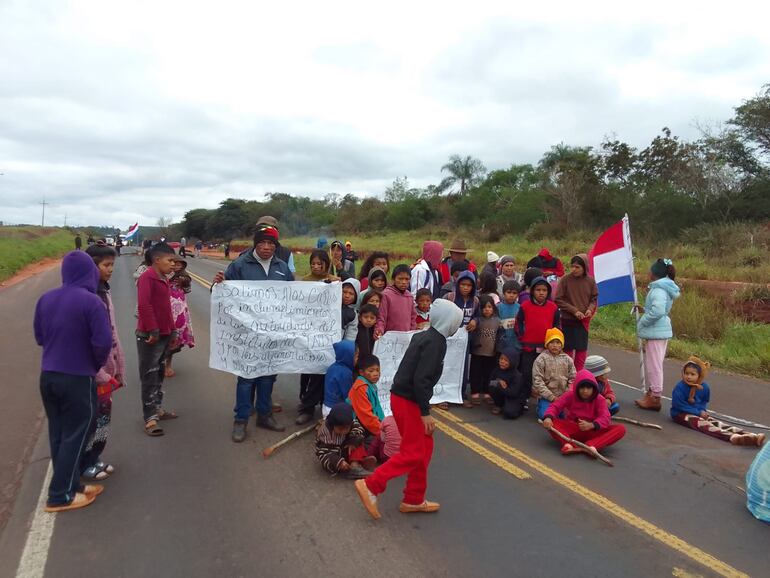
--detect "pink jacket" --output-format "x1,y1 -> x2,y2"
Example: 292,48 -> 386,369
375,285 -> 417,335
544,369 -> 611,429
95,289 -> 125,386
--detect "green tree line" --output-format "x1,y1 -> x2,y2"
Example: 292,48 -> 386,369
181,85 -> 770,242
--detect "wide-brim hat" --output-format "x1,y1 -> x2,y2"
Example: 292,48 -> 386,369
256,215 -> 278,227
449,239 -> 469,253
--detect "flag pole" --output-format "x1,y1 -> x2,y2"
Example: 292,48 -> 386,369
624,214 -> 647,392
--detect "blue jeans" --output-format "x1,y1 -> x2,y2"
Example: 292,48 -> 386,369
537,398 -> 552,420
235,375 -> 276,421
609,402 -> 620,415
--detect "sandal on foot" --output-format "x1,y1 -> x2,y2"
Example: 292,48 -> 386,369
95,461 -> 115,475
144,420 -> 164,436
491,406 -> 502,415
82,466 -> 110,481
437,402 -> 449,410
158,409 -> 178,420
164,368 -> 175,378
44,492 -> 94,513
462,400 -> 474,408
484,394 -> 494,405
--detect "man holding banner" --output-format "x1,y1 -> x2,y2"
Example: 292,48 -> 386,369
355,299 -> 464,520
213,226 -> 294,442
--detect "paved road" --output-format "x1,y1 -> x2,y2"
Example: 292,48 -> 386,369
1,253 -> 768,578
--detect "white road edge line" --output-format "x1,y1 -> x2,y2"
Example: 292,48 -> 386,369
610,379 -> 770,429
15,461 -> 54,578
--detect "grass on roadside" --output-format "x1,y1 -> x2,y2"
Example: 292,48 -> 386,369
0,227 -> 75,282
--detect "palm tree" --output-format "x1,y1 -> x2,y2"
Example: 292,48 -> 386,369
438,155 -> 487,194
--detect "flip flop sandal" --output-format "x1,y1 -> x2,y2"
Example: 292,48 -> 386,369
437,402 -> 450,410
82,466 -> 110,481
158,410 -> 178,420
471,397 -> 482,406
95,461 -> 115,475
144,420 -> 164,436
491,407 -> 502,415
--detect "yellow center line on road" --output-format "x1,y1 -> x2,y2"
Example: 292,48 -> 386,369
434,419 -> 531,480
433,409 -> 748,578
187,271 -> 212,289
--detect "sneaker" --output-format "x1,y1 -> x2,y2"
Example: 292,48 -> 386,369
256,413 -> 286,432
399,500 -> 440,513
232,420 -> 247,443
354,479 -> 381,519
44,492 -> 95,513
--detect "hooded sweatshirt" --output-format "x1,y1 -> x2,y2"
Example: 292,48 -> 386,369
329,240 -> 355,279
390,299 -> 464,415
33,251 -> 112,376
375,283 -> 417,335
341,278 -> 360,341
358,267 -> 387,301
410,241 -> 444,300
554,254 -> 598,324
544,369 -> 612,429
516,277 -> 561,351
444,270 -> 479,326
670,357 -> 711,418
323,341 -> 356,409
490,347 -> 525,399
637,277 -> 680,340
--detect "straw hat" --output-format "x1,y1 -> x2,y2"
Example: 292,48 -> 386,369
449,239 -> 470,253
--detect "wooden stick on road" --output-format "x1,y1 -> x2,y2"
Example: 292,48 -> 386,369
539,420 -> 614,467
262,420 -> 321,459
613,415 -> 663,430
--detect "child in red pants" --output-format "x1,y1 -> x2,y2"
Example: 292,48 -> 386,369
355,299 -> 463,519
542,369 -> 625,456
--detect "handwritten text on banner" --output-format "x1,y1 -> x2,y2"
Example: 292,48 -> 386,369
210,281 -> 342,378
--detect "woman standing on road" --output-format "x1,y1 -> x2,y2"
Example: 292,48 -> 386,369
635,259 -> 680,411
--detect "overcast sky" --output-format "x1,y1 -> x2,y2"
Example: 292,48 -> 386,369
1,0 -> 768,229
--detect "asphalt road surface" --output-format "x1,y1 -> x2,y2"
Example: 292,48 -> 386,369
1,251 -> 768,578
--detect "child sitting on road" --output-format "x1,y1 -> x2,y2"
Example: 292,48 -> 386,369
584,355 -> 619,415
375,265 -> 417,338
316,403 -> 374,479
542,370 -> 626,456
671,357 -> 765,447
488,347 -> 527,419
348,354 -> 385,436
356,304 -> 378,359
415,288 -> 432,330
469,295 -> 501,406
497,280 -> 521,351
532,328 -> 576,419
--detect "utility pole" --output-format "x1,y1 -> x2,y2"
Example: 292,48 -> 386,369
64,213 -> 67,227
40,198 -> 49,227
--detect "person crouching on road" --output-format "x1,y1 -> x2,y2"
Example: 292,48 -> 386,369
541,370 -> 626,457
671,357 -> 765,447
34,251 -> 112,512
136,242 -> 179,437
212,226 -> 294,442
354,299 -> 464,520
532,328 -> 576,420
316,403 -> 374,479
488,347 -> 527,419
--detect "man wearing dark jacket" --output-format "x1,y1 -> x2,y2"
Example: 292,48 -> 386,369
214,226 -> 294,442
34,251 -> 112,512
355,299 -> 463,520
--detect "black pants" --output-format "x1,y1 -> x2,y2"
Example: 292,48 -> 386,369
469,355 -> 497,395
298,374 -> 325,415
519,350 -> 538,400
137,335 -> 170,422
489,381 -> 526,419
40,371 -> 96,506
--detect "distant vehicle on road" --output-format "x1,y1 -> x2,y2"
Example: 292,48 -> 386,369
105,237 -> 115,246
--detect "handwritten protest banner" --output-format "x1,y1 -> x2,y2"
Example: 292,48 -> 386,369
210,281 -> 342,378
373,330 -> 468,415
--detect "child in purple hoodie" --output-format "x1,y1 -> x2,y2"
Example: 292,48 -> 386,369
34,251 -> 112,512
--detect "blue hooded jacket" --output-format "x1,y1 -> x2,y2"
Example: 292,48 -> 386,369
450,270 -> 478,326
323,341 -> 356,409
33,251 -> 112,376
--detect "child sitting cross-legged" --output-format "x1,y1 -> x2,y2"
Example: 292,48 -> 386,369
671,357 -> 765,447
532,328 -> 576,419
488,347 -> 527,419
315,403 -> 375,479
542,370 -> 626,456
584,355 -> 619,415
